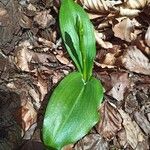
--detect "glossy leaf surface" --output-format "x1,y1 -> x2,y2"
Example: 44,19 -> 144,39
42,72 -> 103,150
59,0 -> 96,81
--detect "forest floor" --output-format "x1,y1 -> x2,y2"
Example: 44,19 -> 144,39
0,0 -> 150,150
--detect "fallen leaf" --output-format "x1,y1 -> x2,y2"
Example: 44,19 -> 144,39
119,7 -> 140,17
107,72 -> 130,101
34,10 -> 55,29
74,133 -> 108,150
124,93 -> 139,114
56,54 -> 69,65
19,13 -> 33,29
14,101 -> 37,132
117,129 -> 127,148
124,0 -> 147,9
95,31 -> 113,49
112,18 -> 136,42
78,0 -> 122,13
145,26 -> 150,47
62,144 -> 73,150
14,41 -> 32,72
96,101 -> 122,140
118,109 -> 146,149
122,46 -> 150,75
134,111 -> 150,135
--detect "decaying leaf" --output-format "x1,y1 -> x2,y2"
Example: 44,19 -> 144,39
122,46 -> 150,75
14,41 -> 32,72
112,18 -> 136,42
124,93 -> 139,114
19,13 -> 33,29
56,54 -> 69,65
97,101 -> 122,140
118,109 -> 147,149
134,111 -> 150,135
14,101 -> 37,132
13,40 -> 57,72
74,133 -> 108,150
107,72 -> 130,101
95,31 -> 113,49
34,10 -> 55,29
145,26 -> 150,47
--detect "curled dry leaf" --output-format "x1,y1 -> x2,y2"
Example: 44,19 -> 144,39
78,0 -> 122,13
112,18 -> 136,42
145,26 -> 150,47
118,109 -> 147,149
74,133 -> 108,150
95,31 -> 113,49
96,101 -> 122,140
34,10 -> 55,29
122,46 -> 150,75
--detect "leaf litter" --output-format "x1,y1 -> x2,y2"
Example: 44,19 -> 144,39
0,0 -> 150,149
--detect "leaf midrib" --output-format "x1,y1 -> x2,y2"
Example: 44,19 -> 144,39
54,83 -> 85,142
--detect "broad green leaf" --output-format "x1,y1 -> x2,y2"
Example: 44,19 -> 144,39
59,0 -> 96,81
42,72 -> 103,150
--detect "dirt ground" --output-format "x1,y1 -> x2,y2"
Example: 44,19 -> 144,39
0,0 -> 150,150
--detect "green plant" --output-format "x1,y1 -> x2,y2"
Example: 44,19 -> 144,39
42,0 -> 104,149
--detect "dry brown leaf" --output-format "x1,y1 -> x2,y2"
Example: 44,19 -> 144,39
19,13 -> 33,29
134,111 -> 150,135
145,26 -> 150,47
124,0 -> 148,9
118,109 -> 146,149
78,0 -> 122,13
97,101 -> 122,140
119,7 -> 140,16
117,129 -> 128,148
107,72 -> 130,101
52,72 -> 64,84
36,74 -> 48,102
95,31 -> 113,49
74,133 -> 108,150
62,144 -> 73,150
34,10 -> 55,29
14,41 -> 32,72
56,54 -> 69,65
103,53 -> 116,66
95,61 -> 116,69
122,46 -> 150,75
124,93 -> 139,114
113,18 -> 136,42
14,101 -> 37,132
38,37 -> 55,48
31,51 -> 57,66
